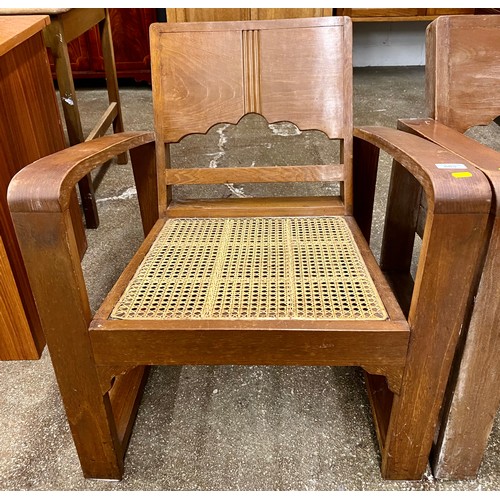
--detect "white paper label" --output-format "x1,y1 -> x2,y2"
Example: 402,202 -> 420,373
435,163 -> 468,170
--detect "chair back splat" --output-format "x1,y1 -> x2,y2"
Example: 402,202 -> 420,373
426,15 -> 500,133
150,18 -> 353,216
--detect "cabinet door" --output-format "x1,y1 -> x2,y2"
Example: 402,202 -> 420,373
166,8 -> 332,23
337,8 -> 475,21
426,9 -> 475,16
166,8 -> 251,22
250,9 -> 332,20
338,9 -> 424,20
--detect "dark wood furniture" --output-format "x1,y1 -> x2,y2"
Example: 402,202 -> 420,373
0,15 -> 85,360
399,15 -> 500,480
336,8 -> 475,22
8,17 -> 491,480
48,8 -> 157,83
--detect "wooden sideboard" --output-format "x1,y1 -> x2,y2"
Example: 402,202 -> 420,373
167,8 -> 477,23
336,8 -> 475,22
166,8 -> 331,22
0,16 -> 85,360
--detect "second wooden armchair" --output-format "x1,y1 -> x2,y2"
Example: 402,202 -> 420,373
7,17 -> 491,480
400,14 -> 500,479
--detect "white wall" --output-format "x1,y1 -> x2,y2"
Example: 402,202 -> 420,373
353,21 -> 430,67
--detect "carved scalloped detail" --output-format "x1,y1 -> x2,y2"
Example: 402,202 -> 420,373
171,113 -> 334,145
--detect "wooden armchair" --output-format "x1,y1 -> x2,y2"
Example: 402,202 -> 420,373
399,14 -> 500,479
7,17 -> 491,480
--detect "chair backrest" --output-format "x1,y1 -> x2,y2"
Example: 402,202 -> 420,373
150,17 -> 353,214
426,15 -> 500,133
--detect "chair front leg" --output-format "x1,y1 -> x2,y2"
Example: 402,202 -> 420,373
11,208 -> 124,479
381,209 -> 489,479
352,126 -> 491,479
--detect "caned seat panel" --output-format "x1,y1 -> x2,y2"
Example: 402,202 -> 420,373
110,216 -> 387,322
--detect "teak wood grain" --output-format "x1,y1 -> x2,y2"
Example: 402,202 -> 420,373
165,164 -> 344,185
397,14 -> 500,480
0,235 -> 35,358
166,8 -> 332,24
166,197 -> 345,218
7,17 -> 492,481
0,15 -> 49,55
152,19 -> 349,142
426,15 -> 500,133
336,8 -> 474,22
0,16 -> 85,359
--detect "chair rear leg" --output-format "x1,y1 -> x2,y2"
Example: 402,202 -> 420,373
380,160 -> 422,316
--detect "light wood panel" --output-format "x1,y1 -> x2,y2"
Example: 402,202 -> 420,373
0,236 -> 35,358
259,26 -> 347,139
426,15 -> 500,132
0,14 -> 49,55
0,19 -> 76,359
166,8 -> 332,23
167,8 -> 251,23
152,18 -> 350,143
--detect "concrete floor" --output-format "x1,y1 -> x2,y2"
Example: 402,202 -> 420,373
1,67 -> 500,491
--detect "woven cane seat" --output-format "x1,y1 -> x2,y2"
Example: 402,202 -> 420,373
111,216 -> 387,321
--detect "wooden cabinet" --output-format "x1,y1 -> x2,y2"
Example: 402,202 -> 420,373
166,8 -> 332,22
165,8 -> 479,24
0,15 -> 86,359
336,8 -> 476,22
49,8 -> 157,83
0,16 -> 63,359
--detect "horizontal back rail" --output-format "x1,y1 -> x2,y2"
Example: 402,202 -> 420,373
166,196 -> 345,218
165,164 -> 344,185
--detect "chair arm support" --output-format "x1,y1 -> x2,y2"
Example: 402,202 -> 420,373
353,126 -> 491,215
8,132 -> 155,214
398,118 -> 500,216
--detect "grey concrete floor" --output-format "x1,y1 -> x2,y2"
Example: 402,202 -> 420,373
1,67 -> 500,491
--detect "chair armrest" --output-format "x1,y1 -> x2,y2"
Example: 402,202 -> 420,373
353,126 -> 491,215
8,132 -> 155,214
398,118 -> 500,216
7,132 -> 156,358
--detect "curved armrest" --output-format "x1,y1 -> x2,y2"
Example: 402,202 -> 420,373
8,132 -> 155,214
398,118 -> 500,215
354,126 -> 491,215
